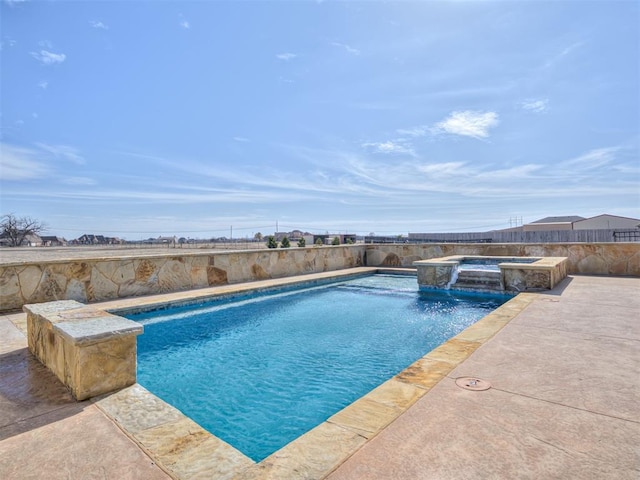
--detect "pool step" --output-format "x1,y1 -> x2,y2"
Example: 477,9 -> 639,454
453,270 -> 502,291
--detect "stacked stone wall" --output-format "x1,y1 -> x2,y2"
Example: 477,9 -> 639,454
1,243 -> 637,312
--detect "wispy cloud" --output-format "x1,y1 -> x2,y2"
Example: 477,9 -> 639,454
61,177 -> 97,186
35,143 -> 85,164
361,141 -> 414,156
179,14 -> 190,29
30,50 -> 66,65
562,147 -> 620,170
233,136 -> 250,142
543,41 -> 584,69
521,98 -> 549,113
0,39 -> 17,50
432,110 -> 499,140
0,143 -> 50,180
560,41 -> 583,58
476,164 -> 543,180
396,125 -> 430,137
417,162 -> 468,178
331,42 -> 360,55
89,20 -> 109,30
38,80 -> 48,89
276,52 -> 297,61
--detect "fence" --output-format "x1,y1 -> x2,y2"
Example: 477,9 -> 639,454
407,229 -> 638,243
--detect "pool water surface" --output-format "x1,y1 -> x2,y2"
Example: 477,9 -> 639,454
127,274 -> 509,461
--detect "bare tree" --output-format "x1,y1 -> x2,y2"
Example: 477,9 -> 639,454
0,214 -> 47,247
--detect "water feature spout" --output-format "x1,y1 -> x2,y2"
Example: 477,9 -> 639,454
445,264 -> 459,290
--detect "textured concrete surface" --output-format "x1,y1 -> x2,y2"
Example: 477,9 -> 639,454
0,338 -> 169,479
1,274 -> 638,479
328,275 -> 640,480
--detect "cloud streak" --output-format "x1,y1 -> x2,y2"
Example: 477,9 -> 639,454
35,143 -> 85,164
30,50 -> 66,65
562,147 -> 620,170
331,42 -> 360,55
521,98 -> 549,113
432,110 -> 499,140
276,52 -> 297,61
89,20 -> 109,30
361,141 -> 414,156
0,143 -> 50,180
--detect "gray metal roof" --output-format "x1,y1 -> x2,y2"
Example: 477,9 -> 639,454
529,215 -> 586,224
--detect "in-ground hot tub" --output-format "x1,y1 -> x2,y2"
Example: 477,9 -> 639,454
413,255 -> 568,293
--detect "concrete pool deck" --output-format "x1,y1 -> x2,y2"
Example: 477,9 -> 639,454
1,272 -> 638,479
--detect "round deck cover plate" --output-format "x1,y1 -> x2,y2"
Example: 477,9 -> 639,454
455,377 -> 491,391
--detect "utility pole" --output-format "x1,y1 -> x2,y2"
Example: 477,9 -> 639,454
509,216 -> 523,228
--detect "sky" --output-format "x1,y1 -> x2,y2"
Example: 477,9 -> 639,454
1,0 -> 639,241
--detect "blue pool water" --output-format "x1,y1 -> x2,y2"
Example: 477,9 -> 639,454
127,274 -> 510,462
458,258 -> 537,272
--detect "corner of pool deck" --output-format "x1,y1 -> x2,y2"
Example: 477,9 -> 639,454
1,272 -> 638,480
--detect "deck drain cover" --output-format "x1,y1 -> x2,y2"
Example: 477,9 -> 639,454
456,377 -> 491,391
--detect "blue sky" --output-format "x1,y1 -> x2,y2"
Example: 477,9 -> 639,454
1,0 -> 639,240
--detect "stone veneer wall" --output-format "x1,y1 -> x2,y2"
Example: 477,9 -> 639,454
1,247 -> 364,312
365,243 -> 640,276
1,243 -> 638,312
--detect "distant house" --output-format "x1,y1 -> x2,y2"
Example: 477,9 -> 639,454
22,234 -> 43,246
75,234 -> 122,245
77,234 -> 99,245
40,236 -> 67,247
274,230 -> 313,244
0,233 -> 42,247
146,236 -> 177,245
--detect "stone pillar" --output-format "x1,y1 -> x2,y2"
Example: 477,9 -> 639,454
24,300 -> 143,401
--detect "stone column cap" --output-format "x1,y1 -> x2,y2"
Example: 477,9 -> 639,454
55,315 -> 143,346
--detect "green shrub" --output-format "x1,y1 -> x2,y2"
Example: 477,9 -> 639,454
280,236 -> 291,248
297,237 -> 306,247
332,236 -> 340,245
266,236 -> 278,248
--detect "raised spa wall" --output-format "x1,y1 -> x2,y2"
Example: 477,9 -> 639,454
1,242 -> 639,312
414,255 -> 568,292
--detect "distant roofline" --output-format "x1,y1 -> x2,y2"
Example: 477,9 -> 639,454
573,213 -> 640,223
529,215 -> 586,224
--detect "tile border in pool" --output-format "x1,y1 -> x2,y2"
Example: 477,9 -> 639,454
90,267 -> 535,480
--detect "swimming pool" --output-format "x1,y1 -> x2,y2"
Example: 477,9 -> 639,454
127,274 -> 510,461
